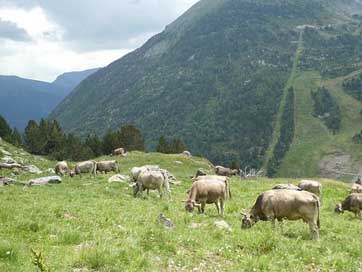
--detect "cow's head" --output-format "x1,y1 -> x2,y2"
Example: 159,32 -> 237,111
184,200 -> 201,213
241,212 -> 259,228
133,183 -> 140,197
69,169 -> 76,178
334,203 -> 343,214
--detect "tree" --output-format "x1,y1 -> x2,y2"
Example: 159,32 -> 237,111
24,120 -> 43,154
0,115 -> 12,142
118,124 -> 145,151
156,136 -> 168,153
11,128 -> 22,147
102,129 -> 121,155
85,135 -> 103,157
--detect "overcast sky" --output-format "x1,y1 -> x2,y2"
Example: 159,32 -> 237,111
0,0 -> 198,82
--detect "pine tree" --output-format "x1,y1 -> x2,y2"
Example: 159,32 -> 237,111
11,128 -> 22,147
0,115 -> 12,142
24,120 -> 43,154
156,136 -> 169,153
119,124 -> 145,151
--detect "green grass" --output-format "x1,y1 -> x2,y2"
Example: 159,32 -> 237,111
1,142 -> 362,271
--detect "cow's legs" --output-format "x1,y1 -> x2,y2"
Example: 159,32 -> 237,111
220,199 -> 224,216
215,202 -> 220,215
271,218 -> 276,230
309,222 -> 319,240
201,202 -> 206,214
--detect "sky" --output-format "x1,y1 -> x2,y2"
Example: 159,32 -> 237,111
0,0 -> 198,82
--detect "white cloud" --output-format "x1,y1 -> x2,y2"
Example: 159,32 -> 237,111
0,1 -> 198,82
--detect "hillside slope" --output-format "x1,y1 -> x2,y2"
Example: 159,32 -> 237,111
51,0 -> 328,167
0,141 -> 359,271
0,69 -> 99,131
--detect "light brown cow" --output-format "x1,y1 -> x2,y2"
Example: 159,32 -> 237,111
55,161 -> 68,176
184,178 -> 229,216
113,148 -> 126,156
351,183 -> 362,194
241,189 -> 320,240
272,184 -> 301,191
133,170 -> 171,199
70,161 -> 97,178
96,160 -> 119,174
298,180 -> 322,197
215,166 -> 239,177
193,175 -> 231,199
335,193 -> 362,217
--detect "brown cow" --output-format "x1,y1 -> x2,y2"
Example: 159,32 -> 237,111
215,166 -> 239,177
184,178 -> 229,216
113,148 -> 126,156
96,160 -> 119,174
55,161 -> 68,176
133,170 -> 171,199
335,193 -> 362,217
298,180 -> 322,197
351,183 -> 362,194
241,189 -> 320,240
70,161 -> 97,178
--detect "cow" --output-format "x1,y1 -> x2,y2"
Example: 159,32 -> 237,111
193,175 -> 231,199
351,183 -> 362,194
241,189 -> 320,240
96,160 -> 119,174
55,161 -> 68,176
133,170 -> 171,199
113,148 -> 126,156
335,193 -> 362,217
182,151 -> 192,158
184,178 -> 229,216
131,165 -> 160,182
194,168 -> 207,178
70,161 -> 97,178
272,184 -> 301,191
215,166 -> 239,177
298,180 -> 322,197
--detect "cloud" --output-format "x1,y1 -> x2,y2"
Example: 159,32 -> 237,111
0,0 -> 198,51
0,17 -> 31,41
0,0 -> 198,81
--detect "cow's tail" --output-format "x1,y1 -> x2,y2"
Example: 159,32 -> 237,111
225,178 -> 231,200
315,196 -> 320,229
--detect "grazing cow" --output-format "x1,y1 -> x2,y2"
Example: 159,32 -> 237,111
113,148 -> 126,156
193,175 -> 231,199
272,184 -> 301,191
96,160 -> 119,174
184,178 -> 229,216
55,161 -> 68,176
335,193 -> 362,217
215,166 -> 239,177
131,165 -> 160,182
70,161 -> 97,178
298,180 -> 322,197
133,170 -> 171,199
351,183 -> 362,194
182,151 -> 192,158
241,189 -> 320,240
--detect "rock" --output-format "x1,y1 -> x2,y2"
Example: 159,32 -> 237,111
214,220 -> 232,232
108,174 -> 129,183
1,156 -> 17,164
0,163 -> 22,169
23,165 -> 42,174
46,168 -> 56,174
28,176 -> 62,186
174,161 -> 183,165
0,149 -> 11,156
189,223 -> 203,229
182,151 -> 192,158
158,213 -> 175,229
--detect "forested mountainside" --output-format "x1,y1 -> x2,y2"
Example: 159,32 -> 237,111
51,0 -> 362,179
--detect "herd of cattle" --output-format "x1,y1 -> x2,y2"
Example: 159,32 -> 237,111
54,153 -> 362,241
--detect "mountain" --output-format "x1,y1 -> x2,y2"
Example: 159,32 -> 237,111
0,68 -> 99,131
50,0 -> 362,179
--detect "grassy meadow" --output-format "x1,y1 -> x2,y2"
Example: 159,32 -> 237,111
1,141 -> 362,271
